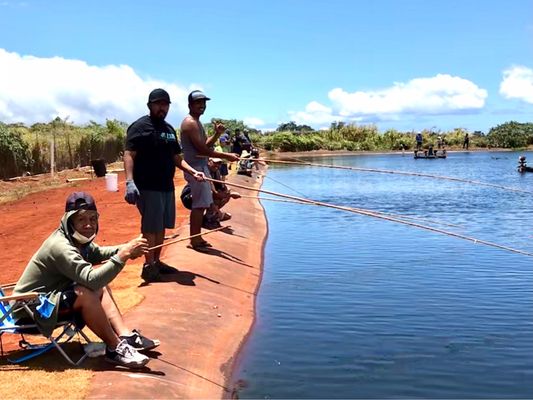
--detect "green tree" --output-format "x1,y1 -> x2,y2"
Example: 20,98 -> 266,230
487,121 -> 533,148
0,123 -> 33,179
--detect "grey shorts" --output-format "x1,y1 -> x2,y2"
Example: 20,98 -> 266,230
136,190 -> 175,233
184,165 -> 213,209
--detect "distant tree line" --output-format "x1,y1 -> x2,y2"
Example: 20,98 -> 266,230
0,118 -> 532,179
252,121 -> 533,152
0,117 -> 126,179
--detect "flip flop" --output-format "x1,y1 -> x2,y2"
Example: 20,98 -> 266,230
189,241 -> 212,250
187,244 -> 210,253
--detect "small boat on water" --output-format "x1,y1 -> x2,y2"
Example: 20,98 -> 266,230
414,148 -> 447,159
517,156 -> 532,173
518,165 -> 533,173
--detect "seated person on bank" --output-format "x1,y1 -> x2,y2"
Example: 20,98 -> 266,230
12,192 -> 159,369
203,158 -> 241,229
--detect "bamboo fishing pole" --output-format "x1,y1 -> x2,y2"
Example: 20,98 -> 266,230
207,177 -> 532,257
148,225 -> 228,251
238,194 -> 463,229
253,158 -> 533,195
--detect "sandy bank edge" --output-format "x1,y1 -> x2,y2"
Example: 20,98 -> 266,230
87,169 -> 268,399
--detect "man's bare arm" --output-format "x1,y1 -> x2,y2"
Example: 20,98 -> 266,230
123,150 -> 136,180
181,117 -> 239,162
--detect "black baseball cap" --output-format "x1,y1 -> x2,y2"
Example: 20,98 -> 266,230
188,90 -> 211,103
65,192 -> 97,212
148,88 -> 171,104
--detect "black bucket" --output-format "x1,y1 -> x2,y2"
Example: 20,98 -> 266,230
91,159 -> 107,177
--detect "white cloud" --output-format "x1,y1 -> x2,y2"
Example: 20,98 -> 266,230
499,65 -> 533,104
0,48 -> 191,125
243,117 -> 265,128
289,74 -> 487,128
289,101 -> 344,126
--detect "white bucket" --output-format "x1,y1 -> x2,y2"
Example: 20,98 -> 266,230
105,173 -> 118,192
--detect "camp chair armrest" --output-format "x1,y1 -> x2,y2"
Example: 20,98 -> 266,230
0,282 -> 17,290
0,292 -> 40,302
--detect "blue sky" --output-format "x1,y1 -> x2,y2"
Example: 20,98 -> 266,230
0,0 -> 532,132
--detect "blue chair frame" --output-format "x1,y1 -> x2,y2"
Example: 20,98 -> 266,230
0,283 -> 93,366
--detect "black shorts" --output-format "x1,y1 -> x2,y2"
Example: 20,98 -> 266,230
16,286 -> 85,329
57,287 -> 77,316
219,163 -> 229,176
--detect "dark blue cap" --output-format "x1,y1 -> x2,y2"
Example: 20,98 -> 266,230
65,192 -> 97,212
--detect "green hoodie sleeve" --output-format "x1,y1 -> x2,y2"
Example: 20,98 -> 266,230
86,242 -> 122,265
53,243 -> 125,291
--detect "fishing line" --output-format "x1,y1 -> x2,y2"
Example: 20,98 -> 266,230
254,158 -> 533,195
148,226 -> 228,251
209,177 -> 532,257
262,174 -> 309,198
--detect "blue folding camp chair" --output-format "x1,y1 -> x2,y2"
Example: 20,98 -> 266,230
0,283 -> 93,366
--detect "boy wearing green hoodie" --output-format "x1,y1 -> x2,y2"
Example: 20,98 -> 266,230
13,192 -> 158,369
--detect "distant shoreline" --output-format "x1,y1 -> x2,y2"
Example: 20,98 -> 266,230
270,147 -> 531,158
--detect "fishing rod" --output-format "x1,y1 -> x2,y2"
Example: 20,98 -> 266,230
148,226 -> 228,251
251,158 -> 533,195
259,172 -> 463,228
207,177 -> 532,257
239,193 -> 463,229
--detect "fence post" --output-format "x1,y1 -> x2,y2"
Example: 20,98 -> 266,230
50,136 -> 55,177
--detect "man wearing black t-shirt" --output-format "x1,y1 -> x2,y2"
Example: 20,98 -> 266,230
123,88 -> 205,282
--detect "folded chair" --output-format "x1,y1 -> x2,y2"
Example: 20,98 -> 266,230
0,283 -> 93,366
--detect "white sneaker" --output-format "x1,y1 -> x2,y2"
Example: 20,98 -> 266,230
104,339 -> 150,368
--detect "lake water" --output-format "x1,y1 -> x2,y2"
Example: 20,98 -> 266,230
232,151 -> 533,399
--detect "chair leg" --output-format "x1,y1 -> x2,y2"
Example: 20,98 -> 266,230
8,323 -> 94,366
8,342 -> 55,363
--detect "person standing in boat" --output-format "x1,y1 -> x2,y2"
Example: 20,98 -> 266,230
415,132 -> 423,150
518,156 -> 527,172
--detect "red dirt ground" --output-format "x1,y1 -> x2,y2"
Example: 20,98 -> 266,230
0,171 -> 186,284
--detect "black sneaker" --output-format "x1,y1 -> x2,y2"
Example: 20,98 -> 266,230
141,262 -> 162,282
202,218 -> 222,230
121,329 -> 160,351
105,339 -> 150,368
155,260 -> 179,275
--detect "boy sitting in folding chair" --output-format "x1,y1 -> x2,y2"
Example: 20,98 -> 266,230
10,192 -> 159,369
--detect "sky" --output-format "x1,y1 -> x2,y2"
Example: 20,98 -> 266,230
0,0 -> 532,133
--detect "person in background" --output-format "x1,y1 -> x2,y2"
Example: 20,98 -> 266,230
203,158 -> 241,228
214,135 -> 230,181
517,155 -> 528,172
243,129 -> 252,145
231,128 -> 243,155
463,133 -> 470,150
123,88 -> 205,282
415,132 -> 423,150
13,192 -> 159,369
179,90 -> 239,250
